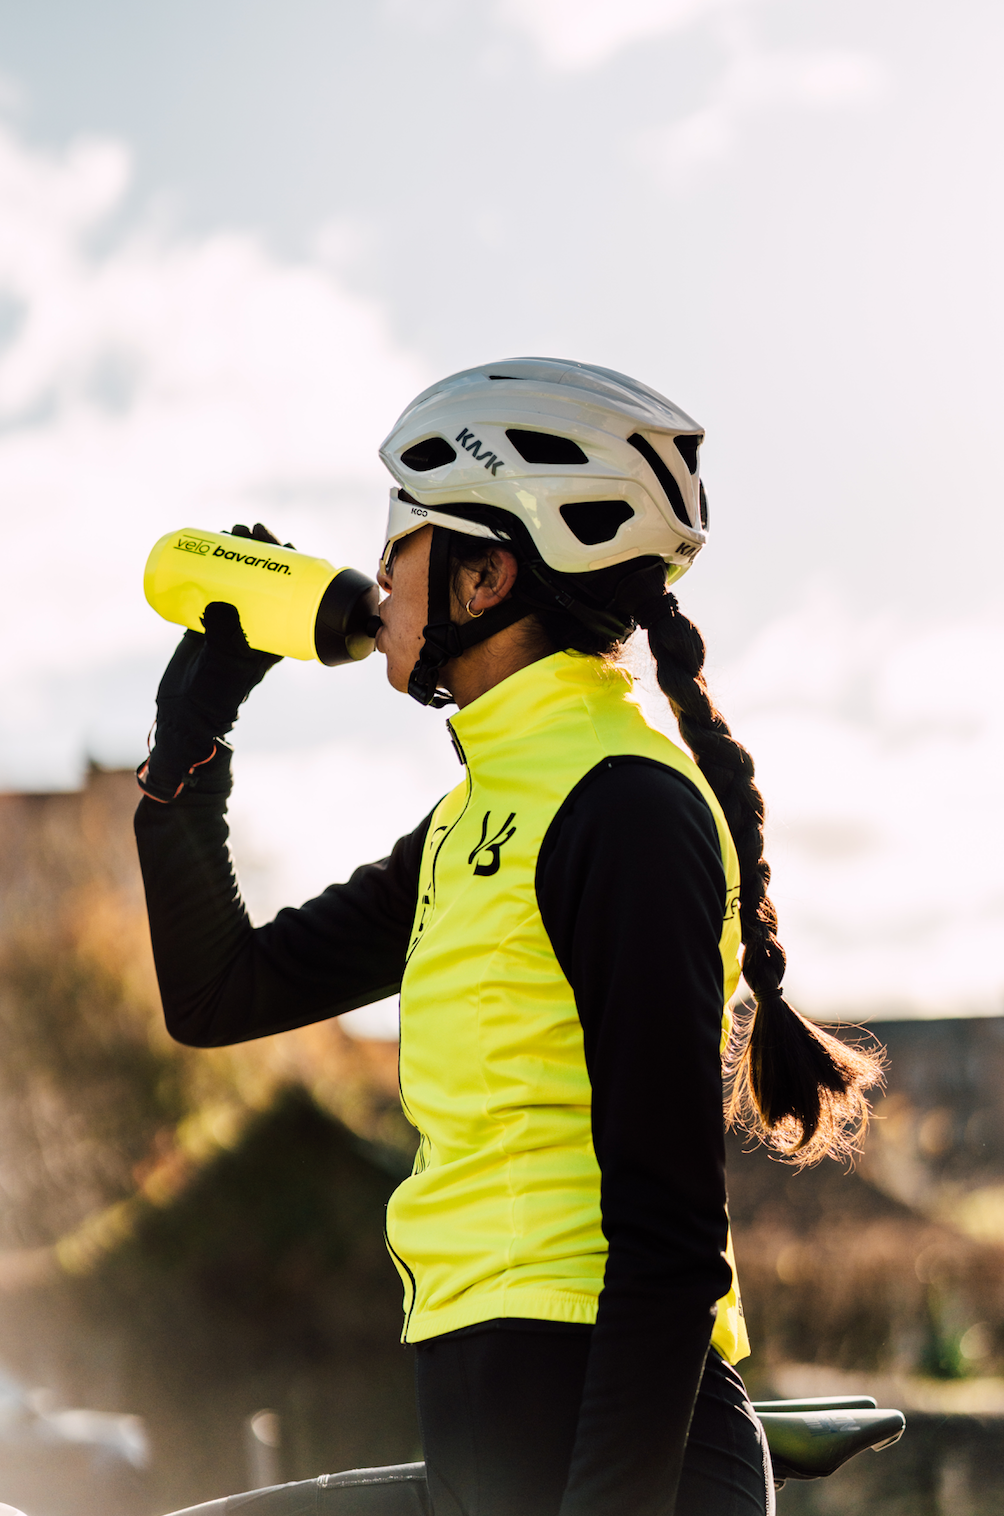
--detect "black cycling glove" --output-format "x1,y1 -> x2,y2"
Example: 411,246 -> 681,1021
137,524 -> 285,803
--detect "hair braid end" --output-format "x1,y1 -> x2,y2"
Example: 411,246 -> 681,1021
725,991 -> 885,1167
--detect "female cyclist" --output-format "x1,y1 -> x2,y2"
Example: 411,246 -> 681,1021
136,359 -> 881,1516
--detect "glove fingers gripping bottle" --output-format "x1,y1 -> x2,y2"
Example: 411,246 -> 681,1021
144,528 -> 381,664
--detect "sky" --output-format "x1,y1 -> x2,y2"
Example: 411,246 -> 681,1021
0,0 -> 1000,1026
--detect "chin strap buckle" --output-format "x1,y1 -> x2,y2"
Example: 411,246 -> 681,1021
407,664 -> 455,708
407,620 -> 464,707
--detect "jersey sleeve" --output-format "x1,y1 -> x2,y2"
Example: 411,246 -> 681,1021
536,756 -> 735,1516
134,745 -> 431,1048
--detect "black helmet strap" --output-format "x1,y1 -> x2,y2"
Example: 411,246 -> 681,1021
407,527 -> 532,708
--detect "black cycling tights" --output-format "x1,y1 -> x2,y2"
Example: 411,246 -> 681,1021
168,1335 -> 772,1516
416,1330 -> 773,1516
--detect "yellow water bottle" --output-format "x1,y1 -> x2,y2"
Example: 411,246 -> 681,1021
144,528 -> 380,665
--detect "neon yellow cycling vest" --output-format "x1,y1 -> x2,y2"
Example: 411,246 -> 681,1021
386,651 -> 749,1363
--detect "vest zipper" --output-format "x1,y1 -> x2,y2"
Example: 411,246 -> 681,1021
447,719 -> 466,766
405,734 -> 471,967
393,719 -> 474,1331
384,1223 -> 418,1341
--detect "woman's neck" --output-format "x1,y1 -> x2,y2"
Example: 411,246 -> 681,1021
444,620 -> 555,709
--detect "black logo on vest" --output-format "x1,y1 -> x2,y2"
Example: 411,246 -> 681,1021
468,811 -> 516,876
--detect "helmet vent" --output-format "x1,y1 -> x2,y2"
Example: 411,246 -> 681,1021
506,429 -> 589,466
699,480 -> 709,529
674,433 -> 702,476
560,500 -> 634,545
488,374 -> 526,380
400,436 -> 458,472
627,433 -> 690,526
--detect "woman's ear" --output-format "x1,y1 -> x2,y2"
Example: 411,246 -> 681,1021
472,547 -> 519,611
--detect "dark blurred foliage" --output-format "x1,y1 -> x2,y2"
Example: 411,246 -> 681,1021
79,1088 -> 418,1511
0,1089 -> 420,1514
728,1133 -> 1004,1390
870,1020 -> 1004,1187
724,1017 -> 1004,1394
121,1085 -> 409,1316
0,768 -> 190,1247
0,938 -> 188,1246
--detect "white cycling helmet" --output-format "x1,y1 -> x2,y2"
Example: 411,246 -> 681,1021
377,358 -> 709,705
379,357 -> 707,578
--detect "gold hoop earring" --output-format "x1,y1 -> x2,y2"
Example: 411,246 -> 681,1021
465,597 -> 485,619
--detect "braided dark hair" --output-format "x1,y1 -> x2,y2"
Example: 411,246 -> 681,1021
635,588 -> 884,1167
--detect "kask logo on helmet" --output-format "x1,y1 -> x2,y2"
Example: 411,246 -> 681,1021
456,427 -> 505,476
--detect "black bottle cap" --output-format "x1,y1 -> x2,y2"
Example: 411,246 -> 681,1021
313,568 -> 380,666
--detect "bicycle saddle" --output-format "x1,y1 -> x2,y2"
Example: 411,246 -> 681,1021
751,1395 -> 906,1481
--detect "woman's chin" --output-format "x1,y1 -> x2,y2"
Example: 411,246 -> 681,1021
383,655 -> 410,695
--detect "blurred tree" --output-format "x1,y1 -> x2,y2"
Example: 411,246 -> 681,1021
0,932 -> 188,1245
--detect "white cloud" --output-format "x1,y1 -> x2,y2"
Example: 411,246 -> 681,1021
498,0 -> 747,72
638,27 -> 886,183
496,0 -> 885,182
0,119 -> 427,785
